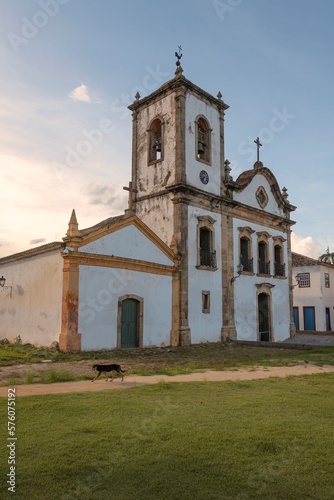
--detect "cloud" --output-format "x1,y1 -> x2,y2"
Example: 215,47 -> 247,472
30,238 -> 46,245
291,233 -> 322,259
69,84 -> 92,103
81,180 -> 123,206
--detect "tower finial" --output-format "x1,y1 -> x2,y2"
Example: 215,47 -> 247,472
174,45 -> 183,76
67,209 -> 80,237
175,45 -> 182,67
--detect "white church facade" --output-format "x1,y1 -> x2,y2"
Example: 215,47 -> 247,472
0,63 -> 297,352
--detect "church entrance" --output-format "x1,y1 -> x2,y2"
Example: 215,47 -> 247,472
258,292 -> 270,341
121,298 -> 139,348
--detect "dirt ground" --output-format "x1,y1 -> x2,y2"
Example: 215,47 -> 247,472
1,363 -> 334,397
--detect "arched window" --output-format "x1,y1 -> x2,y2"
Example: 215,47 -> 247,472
195,116 -> 211,164
148,117 -> 163,164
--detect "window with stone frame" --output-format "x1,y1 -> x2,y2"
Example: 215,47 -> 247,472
148,117 -> 164,164
195,116 -> 211,164
196,216 -> 217,270
238,227 -> 255,274
325,273 -> 330,288
273,236 -> 286,277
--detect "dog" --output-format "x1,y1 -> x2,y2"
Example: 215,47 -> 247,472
92,363 -> 125,382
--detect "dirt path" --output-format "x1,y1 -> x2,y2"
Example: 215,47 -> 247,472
1,364 -> 334,397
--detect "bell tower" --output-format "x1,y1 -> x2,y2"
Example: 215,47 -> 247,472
127,54 -> 229,345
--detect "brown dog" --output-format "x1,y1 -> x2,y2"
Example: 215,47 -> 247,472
92,363 -> 125,382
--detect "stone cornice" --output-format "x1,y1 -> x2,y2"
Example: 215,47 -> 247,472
62,251 -> 178,277
128,74 -> 229,113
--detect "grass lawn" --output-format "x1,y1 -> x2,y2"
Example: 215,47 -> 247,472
1,374 -> 334,499
1,340 -> 334,386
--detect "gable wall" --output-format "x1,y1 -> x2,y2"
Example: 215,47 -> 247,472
80,225 -> 173,266
233,175 -> 285,216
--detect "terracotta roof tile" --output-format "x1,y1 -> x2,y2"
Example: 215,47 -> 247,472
80,214 -> 126,236
0,242 -> 64,264
292,252 -> 319,267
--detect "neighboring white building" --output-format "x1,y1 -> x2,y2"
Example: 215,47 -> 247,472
292,252 -> 334,332
0,62 -> 297,352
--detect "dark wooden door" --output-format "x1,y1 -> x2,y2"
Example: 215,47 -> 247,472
121,299 -> 138,348
258,293 -> 270,341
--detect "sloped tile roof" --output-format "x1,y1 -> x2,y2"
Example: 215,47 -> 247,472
0,242 -> 64,264
79,214 -> 126,236
292,252 -> 319,267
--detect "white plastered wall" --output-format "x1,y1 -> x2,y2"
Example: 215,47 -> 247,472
0,251 -> 63,346
79,266 -> 172,350
188,206 -> 222,343
292,265 -> 334,331
233,218 -> 290,342
80,225 -> 173,266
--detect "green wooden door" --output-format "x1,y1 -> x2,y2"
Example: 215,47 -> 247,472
121,299 -> 138,348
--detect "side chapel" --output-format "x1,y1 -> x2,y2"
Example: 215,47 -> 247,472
0,59 -> 297,352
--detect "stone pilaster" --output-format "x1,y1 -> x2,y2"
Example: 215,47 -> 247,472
59,257 -> 81,353
287,228 -> 296,336
173,197 -> 191,345
221,211 -> 237,340
174,86 -> 187,185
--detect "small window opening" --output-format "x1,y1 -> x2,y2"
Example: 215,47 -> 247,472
202,291 -> 210,313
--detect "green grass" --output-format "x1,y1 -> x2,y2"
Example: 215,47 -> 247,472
1,339 -> 334,368
1,374 -> 334,499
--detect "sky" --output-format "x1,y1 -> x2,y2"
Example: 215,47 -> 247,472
0,0 -> 333,258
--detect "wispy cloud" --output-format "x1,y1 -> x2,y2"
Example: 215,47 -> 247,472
30,238 -> 46,245
69,84 -> 94,103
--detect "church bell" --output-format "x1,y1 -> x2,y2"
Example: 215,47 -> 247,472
198,129 -> 206,154
153,137 -> 161,153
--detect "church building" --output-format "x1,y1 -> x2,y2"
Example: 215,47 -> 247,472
0,60 -> 297,352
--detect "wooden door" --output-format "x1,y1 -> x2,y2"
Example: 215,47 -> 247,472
121,299 -> 138,348
258,293 -> 270,341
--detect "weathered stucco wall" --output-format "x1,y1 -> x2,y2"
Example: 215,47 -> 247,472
185,93 -> 221,196
79,265 -> 173,350
0,251 -> 63,346
134,193 -> 174,248
136,94 -> 176,197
